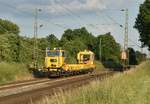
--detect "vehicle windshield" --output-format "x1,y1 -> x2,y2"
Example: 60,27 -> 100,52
47,51 -> 65,57
47,51 -> 60,57
83,54 -> 90,61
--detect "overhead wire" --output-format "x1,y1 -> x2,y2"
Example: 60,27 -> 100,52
0,1 -> 147,55
128,38 -> 141,48
96,8 -> 143,51
97,8 -> 123,28
48,0 -> 114,34
0,0 -> 144,50
43,0 -> 80,29
56,3 -> 81,21
0,1 -> 32,16
94,11 -> 113,33
55,0 -> 105,32
41,1 -> 68,29
0,1 -> 69,31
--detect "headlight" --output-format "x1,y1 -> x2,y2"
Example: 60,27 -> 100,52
50,59 -> 57,62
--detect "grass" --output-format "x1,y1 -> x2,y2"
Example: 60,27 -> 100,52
37,61 -> 150,104
0,62 -> 32,84
94,60 -> 105,71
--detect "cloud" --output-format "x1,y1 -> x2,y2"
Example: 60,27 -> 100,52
0,0 -> 144,49
49,0 -> 106,13
16,0 -> 141,16
15,0 -> 107,15
5,0 -> 138,17
0,0 -> 144,17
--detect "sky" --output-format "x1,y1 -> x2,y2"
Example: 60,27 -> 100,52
0,0 -> 149,55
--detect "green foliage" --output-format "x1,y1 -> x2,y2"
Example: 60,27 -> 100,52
0,25 -> 122,66
0,18 -> 143,67
46,34 -> 59,49
18,37 -> 34,63
60,27 -> 96,63
136,51 -> 147,64
135,0 -> 150,50
60,29 -> 121,65
95,33 -> 122,69
61,27 -> 96,51
94,61 -> 105,71
38,61 -> 150,104
0,34 -> 10,62
127,47 -> 147,65
0,33 -> 21,62
62,39 -> 87,63
0,19 -> 20,63
96,32 -> 121,62
0,62 -> 31,84
128,47 -> 138,65
0,18 -> 20,35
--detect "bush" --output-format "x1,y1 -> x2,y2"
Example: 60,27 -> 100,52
0,62 -> 32,84
94,60 -> 105,71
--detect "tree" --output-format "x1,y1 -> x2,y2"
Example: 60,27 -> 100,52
0,33 -> 20,62
61,27 -> 96,51
96,33 -> 121,62
128,48 -> 138,65
0,34 -> 10,62
8,33 -> 21,62
136,51 -> 147,64
18,36 -> 34,63
60,27 -> 97,63
62,39 -> 87,64
0,19 -> 20,35
0,19 -> 20,62
46,34 -> 59,49
134,0 -> 150,50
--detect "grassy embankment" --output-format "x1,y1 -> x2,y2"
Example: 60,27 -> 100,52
37,61 -> 150,104
0,62 -> 32,84
94,60 -> 105,71
0,60 -> 104,85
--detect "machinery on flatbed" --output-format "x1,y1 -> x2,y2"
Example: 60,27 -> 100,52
33,48 -> 96,77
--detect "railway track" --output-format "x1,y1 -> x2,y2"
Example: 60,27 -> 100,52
0,78 -> 51,90
0,71 -> 116,104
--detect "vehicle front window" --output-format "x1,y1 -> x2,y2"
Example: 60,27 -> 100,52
47,51 -> 60,57
83,55 -> 90,61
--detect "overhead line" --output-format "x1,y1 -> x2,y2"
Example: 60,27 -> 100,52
94,12 -> 112,32
51,0 -> 109,33
56,0 -> 83,21
97,8 -> 123,27
128,38 -> 141,48
0,1 -> 31,16
0,1 -> 68,31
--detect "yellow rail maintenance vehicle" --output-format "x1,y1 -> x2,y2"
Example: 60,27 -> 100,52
44,48 -> 96,77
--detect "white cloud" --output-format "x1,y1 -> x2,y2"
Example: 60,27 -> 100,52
16,0 -> 107,15
49,0 -> 106,13
86,0 -> 105,9
17,0 -> 139,15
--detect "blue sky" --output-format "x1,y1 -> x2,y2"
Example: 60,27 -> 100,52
0,0 -> 149,54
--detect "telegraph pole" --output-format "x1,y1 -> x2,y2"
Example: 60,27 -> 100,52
121,9 -> 129,66
124,9 -> 128,52
33,8 -> 41,69
125,9 -> 129,66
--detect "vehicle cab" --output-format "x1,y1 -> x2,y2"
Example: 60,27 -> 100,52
45,48 -> 65,69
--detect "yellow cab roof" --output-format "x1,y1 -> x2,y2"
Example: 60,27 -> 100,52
78,50 -> 94,55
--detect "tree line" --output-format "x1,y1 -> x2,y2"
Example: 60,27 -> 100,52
0,17 -> 147,67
